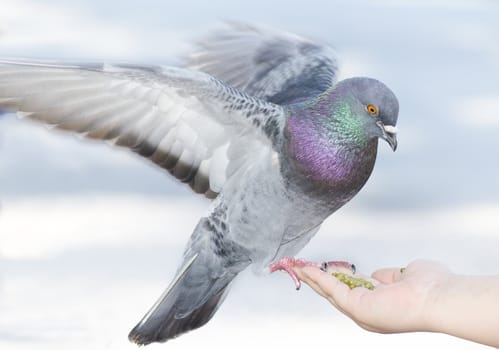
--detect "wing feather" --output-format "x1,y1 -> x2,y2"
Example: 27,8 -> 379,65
188,22 -> 339,105
0,60 -> 285,198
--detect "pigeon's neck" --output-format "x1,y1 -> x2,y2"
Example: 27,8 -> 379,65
284,100 -> 378,196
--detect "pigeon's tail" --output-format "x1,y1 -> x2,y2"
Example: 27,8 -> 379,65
128,254 -> 233,345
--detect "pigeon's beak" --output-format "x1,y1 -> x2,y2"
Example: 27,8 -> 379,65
377,122 -> 398,151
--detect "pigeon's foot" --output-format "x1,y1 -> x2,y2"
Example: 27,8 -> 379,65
269,257 -> 320,290
320,261 -> 356,274
331,272 -> 375,290
269,258 -> 356,290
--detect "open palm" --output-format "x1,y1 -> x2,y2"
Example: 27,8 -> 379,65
294,260 -> 452,333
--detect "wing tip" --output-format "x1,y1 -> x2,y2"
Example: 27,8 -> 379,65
128,326 -> 167,346
128,328 -> 151,346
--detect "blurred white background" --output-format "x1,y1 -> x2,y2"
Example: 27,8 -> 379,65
0,0 -> 498,349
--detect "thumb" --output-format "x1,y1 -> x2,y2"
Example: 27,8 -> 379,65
371,267 -> 404,284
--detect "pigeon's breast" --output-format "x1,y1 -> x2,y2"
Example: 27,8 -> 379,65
216,158 -> 326,268
283,135 -> 378,206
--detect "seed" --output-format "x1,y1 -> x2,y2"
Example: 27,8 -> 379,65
331,272 -> 375,290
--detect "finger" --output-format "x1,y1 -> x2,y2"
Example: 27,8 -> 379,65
295,267 -> 336,297
300,276 -> 330,299
301,279 -> 342,309
297,265 -> 340,291
297,267 -> 377,321
299,273 -> 348,312
355,320 -> 393,334
298,266 -> 353,308
355,320 -> 383,333
371,267 -> 404,284
294,267 -> 330,298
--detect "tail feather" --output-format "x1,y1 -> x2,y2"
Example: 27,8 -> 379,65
128,254 -> 232,345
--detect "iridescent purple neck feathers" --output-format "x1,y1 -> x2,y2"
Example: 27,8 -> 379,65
285,91 -> 378,191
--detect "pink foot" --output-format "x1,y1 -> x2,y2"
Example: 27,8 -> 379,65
269,257 -> 356,290
321,261 -> 356,273
269,257 -> 321,290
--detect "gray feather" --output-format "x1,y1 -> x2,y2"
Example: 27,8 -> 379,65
188,22 -> 339,105
0,59 -> 286,198
129,209 -> 252,344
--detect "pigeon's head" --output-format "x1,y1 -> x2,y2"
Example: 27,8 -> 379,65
333,77 -> 399,151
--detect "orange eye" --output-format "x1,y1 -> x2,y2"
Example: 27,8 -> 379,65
367,104 -> 378,116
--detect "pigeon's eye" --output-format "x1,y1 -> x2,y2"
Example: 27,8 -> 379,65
366,104 -> 378,116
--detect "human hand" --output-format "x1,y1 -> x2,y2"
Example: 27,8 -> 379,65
294,260 -> 453,334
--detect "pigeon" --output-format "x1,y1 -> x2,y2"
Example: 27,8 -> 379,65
0,22 -> 398,345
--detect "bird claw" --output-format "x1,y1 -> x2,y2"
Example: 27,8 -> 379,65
269,257 -> 319,290
321,261 -> 356,274
269,257 -> 356,290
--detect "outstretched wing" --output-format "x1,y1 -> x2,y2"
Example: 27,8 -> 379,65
188,22 -> 339,105
0,60 -> 285,198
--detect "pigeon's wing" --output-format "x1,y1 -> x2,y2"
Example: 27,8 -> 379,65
188,22 -> 338,105
0,60 -> 285,198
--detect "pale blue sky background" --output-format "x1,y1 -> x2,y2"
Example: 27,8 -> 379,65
0,1 -> 498,349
